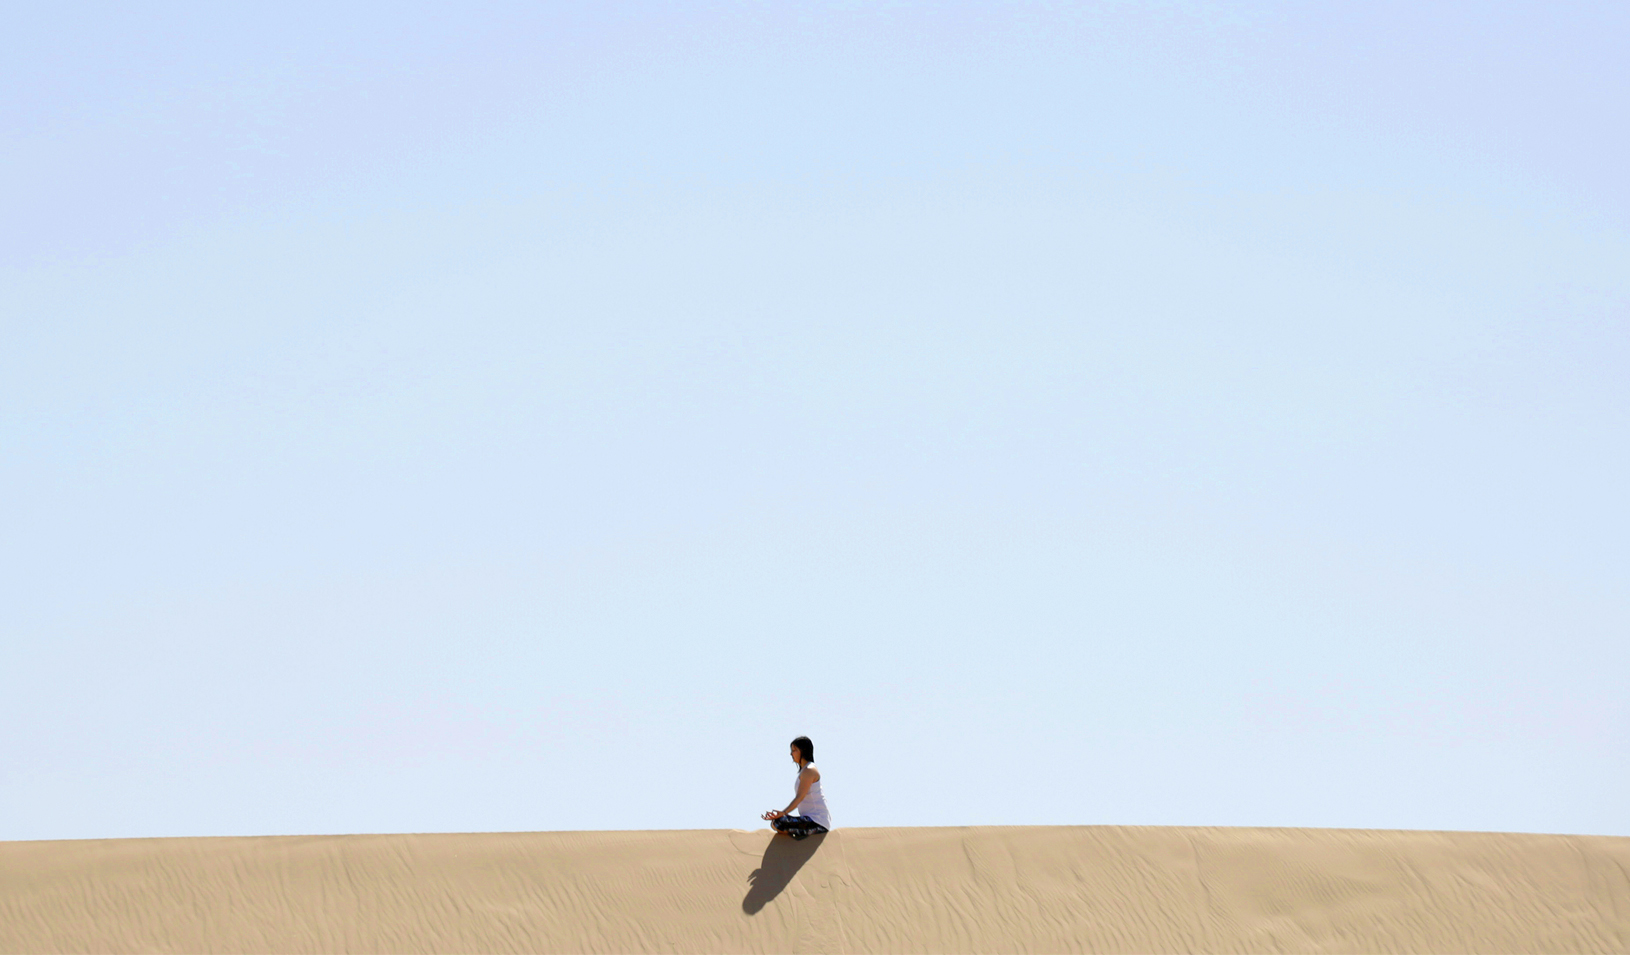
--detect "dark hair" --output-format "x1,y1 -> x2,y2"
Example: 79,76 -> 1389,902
791,736 -> 814,762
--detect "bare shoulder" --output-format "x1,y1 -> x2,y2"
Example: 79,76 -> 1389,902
803,765 -> 821,783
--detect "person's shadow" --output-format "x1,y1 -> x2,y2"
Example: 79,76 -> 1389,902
742,832 -> 827,914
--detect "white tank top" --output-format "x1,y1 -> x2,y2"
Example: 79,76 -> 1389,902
796,766 -> 831,829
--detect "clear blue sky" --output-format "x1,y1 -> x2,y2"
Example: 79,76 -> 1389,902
3,2 -> 1626,841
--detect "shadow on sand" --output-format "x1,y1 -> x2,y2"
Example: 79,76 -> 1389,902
742,832 -> 826,914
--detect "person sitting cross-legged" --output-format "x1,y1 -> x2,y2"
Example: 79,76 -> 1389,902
761,735 -> 831,840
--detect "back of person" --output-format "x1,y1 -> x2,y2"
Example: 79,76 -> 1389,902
798,765 -> 831,830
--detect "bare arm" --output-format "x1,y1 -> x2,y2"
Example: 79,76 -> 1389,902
781,770 -> 814,816
762,769 -> 816,822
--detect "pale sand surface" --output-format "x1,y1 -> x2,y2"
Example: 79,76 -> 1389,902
3,826 -> 1627,954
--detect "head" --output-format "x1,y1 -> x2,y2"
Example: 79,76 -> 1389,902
790,736 -> 814,766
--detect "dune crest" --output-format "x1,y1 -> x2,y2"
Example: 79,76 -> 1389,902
3,825 -> 1626,953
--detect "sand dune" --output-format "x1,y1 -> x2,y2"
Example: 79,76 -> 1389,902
3,825 -> 1626,953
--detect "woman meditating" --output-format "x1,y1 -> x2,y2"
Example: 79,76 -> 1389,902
761,735 -> 831,840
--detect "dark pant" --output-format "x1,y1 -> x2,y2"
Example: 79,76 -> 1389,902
772,815 -> 829,840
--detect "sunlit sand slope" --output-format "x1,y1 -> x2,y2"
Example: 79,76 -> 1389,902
3,826 -> 1627,954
